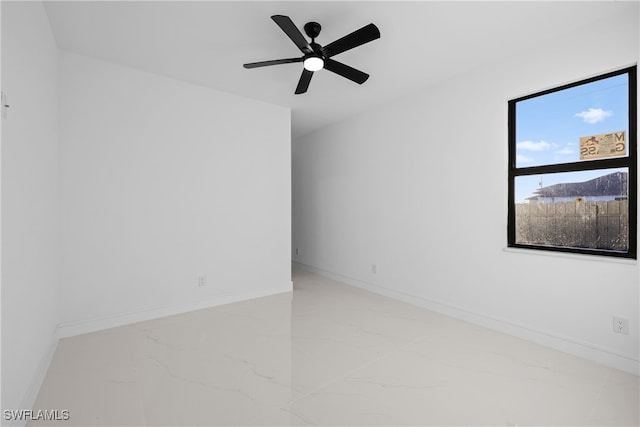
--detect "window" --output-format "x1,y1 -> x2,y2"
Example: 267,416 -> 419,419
508,66 -> 637,258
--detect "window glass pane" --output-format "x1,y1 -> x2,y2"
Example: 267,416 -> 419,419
515,74 -> 629,168
514,169 -> 628,252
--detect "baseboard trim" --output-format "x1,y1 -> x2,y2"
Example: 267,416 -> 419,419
293,261 -> 640,376
11,333 -> 60,427
56,283 -> 292,339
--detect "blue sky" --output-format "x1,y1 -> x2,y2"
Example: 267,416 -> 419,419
514,73 -> 629,202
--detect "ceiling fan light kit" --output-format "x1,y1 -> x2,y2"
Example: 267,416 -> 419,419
303,56 -> 324,72
243,15 -> 380,94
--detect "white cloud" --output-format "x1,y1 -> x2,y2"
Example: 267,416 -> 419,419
517,140 -> 552,151
516,154 -> 534,164
575,108 -> 613,124
556,147 -> 574,155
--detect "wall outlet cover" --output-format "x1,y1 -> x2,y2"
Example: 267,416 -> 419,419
613,316 -> 629,335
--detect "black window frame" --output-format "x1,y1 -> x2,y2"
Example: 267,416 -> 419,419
508,66 -> 637,259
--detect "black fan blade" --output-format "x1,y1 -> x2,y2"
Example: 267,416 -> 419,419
323,59 -> 369,84
322,23 -> 380,58
243,57 -> 303,69
295,69 -> 313,94
271,15 -> 312,54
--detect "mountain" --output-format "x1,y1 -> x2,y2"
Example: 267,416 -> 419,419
531,171 -> 627,198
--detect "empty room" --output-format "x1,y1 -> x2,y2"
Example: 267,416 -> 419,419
1,1 -> 639,426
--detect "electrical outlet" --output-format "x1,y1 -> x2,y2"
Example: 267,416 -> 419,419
1,92 -> 8,119
371,264 -> 377,274
198,276 -> 206,288
613,316 -> 628,335
295,248 -> 299,256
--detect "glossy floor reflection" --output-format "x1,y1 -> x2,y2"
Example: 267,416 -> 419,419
31,269 -> 639,426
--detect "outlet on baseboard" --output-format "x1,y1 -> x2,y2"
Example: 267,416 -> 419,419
613,316 -> 628,335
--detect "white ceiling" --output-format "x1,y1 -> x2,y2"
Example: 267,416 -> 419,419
43,1 -> 634,138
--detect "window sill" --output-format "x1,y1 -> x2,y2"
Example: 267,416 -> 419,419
503,246 -> 638,265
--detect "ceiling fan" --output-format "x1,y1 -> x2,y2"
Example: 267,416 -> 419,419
243,15 -> 380,94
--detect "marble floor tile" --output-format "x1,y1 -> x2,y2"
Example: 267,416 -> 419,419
29,268 -> 639,426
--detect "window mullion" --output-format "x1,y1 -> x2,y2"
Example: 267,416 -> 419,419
514,157 -> 631,177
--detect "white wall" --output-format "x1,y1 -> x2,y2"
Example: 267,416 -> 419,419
293,5 -> 639,373
57,51 -> 291,333
2,7 -> 291,413
1,1 -> 60,414
1,2 -> 291,412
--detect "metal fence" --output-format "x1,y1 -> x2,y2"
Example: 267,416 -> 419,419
515,200 -> 628,251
